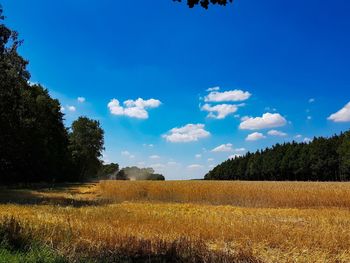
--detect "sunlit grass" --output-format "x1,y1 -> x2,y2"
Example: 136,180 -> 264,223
1,181 -> 350,262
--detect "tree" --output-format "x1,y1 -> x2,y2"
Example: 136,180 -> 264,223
97,163 -> 119,179
174,0 -> 233,9
338,131 -> 350,181
0,7 -> 71,183
117,166 -> 165,180
205,130 -> 350,182
69,117 -> 104,181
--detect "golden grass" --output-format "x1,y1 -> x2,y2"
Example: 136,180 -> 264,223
98,180 -> 350,208
1,181 -> 350,262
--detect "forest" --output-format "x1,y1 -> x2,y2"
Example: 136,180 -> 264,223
0,6 -> 105,184
205,131 -> 350,181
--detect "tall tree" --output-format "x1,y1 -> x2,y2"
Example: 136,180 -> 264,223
69,117 -> 104,181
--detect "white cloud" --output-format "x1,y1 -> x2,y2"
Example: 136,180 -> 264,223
206,86 -> 220,92
205,89 -> 251,102
149,155 -> 160,159
328,101 -> 350,122
163,124 -> 210,143
295,134 -> 303,139
211,143 -> 233,152
228,154 -> 242,159
239,113 -> 287,130
67,106 -> 76,112
167,161 -> 178,166
207,158 -> 214,162
246,132 -> 266,141
195,154 -> 202,158
307,116 -> 312,120
121,151 -> 135,158
303,137 -> 312,143
60,106 -> 65,112
201,103 -> 238,119
267,130 -> 287,137
187,164 -> 203,169
234,148 -> 246,153
77,97 -> 86,103
108,98 -> 161,119
143,144 -> 154,148
208,164 -> 215,169
309,98 -> 315,103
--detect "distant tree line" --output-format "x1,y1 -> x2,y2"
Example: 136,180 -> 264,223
205,131 -> 350,181
97,164 -> 165,181
0,7 -> 104,184
174,0 -> 233,9
116,166 -> 165,181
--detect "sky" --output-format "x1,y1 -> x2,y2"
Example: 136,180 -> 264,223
2,0 -> 350,179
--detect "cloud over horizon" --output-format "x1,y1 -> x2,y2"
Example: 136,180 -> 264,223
239,113 -> 287,130
328,101 -> 350,122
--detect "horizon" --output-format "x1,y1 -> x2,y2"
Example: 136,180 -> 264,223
2,0 -> 350,179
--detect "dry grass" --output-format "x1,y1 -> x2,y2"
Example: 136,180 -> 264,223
98,180 -> 350,208
0,181 -> 350,262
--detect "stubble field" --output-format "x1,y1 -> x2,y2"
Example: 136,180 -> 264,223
1,180 -> 350,262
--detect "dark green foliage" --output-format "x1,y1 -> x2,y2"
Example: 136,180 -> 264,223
174,0 -> 233,9
97,163 -> 119,179
117,166 -> 165,180
0,7 -> 105,184
205,131 -> 350,181
0,7 -> 71,183
69,117 -> 104,181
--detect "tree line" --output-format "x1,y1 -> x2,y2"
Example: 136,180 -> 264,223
205,131 -> 350,181
0,7 -> 104,184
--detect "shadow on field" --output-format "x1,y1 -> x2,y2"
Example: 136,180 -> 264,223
0,183 -> 103,207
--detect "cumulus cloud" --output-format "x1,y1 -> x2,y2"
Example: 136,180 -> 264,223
303,137 -> 312,143
108,98 -> 161,119
163,124 -> 210,143
207,158 -> 214,162
149,155 -> 160,159
201,103 -> 239,119
195,154 -> 202,158
234,148 -> 246,153
246,132 -> 266,141
187,164 -> 203,169
205,89 -> 251,102
121,151 -> 135,158
68,106 -> 76,112
206,86 -> 220,92
239,113 -> 287,130
295,134 -> 303,139
309,98 -> 315,103
328,101 -> 350,122
77,97 -> 86,103
211,143 -> 233,152
267,130 -> 287,137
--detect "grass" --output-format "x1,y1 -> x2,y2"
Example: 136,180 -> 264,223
0,181 -> 350,262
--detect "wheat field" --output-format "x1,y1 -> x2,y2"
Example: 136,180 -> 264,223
1,181 -> 350,262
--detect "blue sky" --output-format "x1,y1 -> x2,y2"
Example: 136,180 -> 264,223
2,0 -> 350,179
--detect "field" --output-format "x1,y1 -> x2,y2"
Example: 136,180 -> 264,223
1,181 -> 350,262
